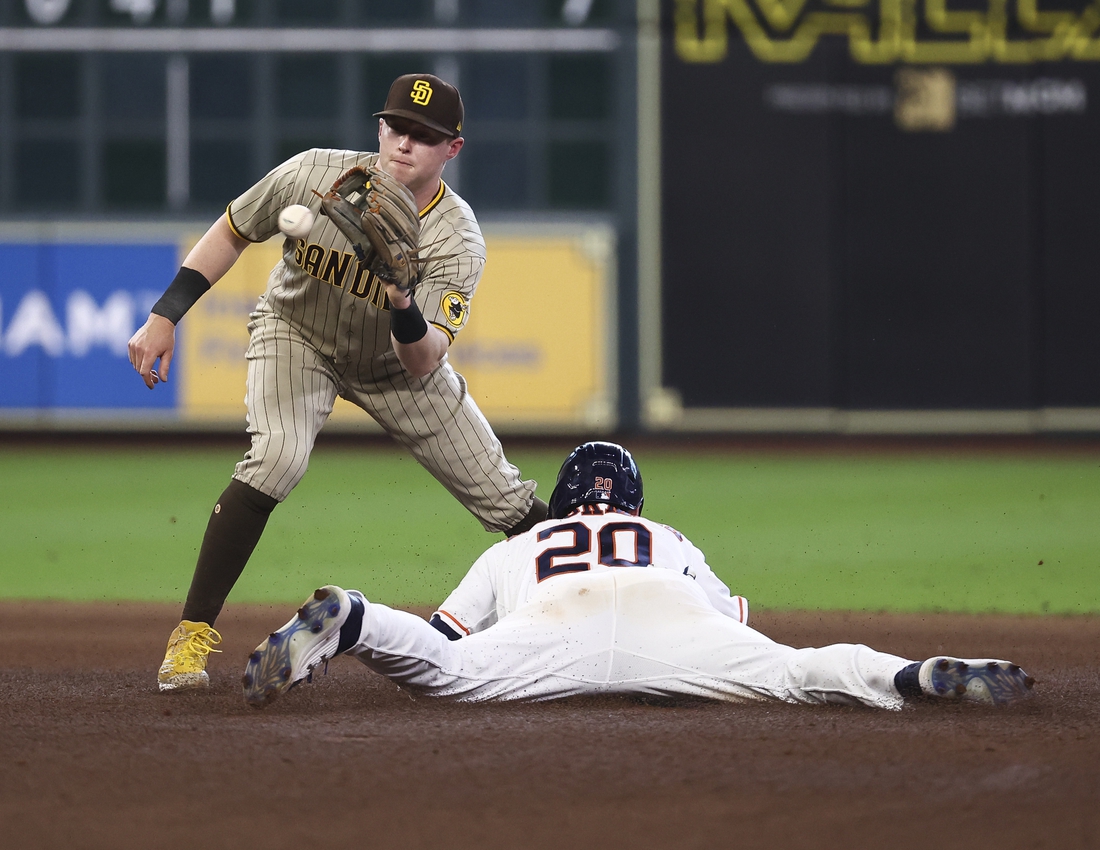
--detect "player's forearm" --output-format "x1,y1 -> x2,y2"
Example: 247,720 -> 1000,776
695,566 -> 750,624
387,287 -> 448,377
393,325 -> 448,378
150,215 -> 250,325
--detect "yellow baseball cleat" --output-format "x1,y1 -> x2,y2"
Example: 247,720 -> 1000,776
158,620 -> 222,692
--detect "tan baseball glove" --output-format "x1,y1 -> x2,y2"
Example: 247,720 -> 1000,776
318,166 -> 421,295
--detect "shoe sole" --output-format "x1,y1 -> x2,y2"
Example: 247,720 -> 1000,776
158,671 -> 210,692
926,658 -> 1035,705
242,586 -> 349,708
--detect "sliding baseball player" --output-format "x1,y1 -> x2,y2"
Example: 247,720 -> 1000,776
243,442 -> 1036,710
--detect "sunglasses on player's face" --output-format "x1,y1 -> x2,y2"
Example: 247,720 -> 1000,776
383,117 -> 450,147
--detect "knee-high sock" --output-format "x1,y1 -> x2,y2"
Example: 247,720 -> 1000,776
181,479 -> 278,625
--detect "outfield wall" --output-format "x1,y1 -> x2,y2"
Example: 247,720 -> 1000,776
644,1 -> 1100,435
2,214 -> 1098,436
0,221 -> 617,434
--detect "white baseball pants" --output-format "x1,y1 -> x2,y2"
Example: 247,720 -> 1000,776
343,570 -> 913,710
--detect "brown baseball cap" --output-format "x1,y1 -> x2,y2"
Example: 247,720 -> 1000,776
374,73 -> 464,138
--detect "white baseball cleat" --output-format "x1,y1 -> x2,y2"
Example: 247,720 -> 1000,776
242,585 -> 352,707
919,657 -> 1035,705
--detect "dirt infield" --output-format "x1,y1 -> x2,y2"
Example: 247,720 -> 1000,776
2,601 -> 1097,850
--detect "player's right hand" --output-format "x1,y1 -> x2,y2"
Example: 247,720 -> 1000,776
128,314 -> 176,390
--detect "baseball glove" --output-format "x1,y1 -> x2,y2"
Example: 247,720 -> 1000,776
317,166 -> 421,295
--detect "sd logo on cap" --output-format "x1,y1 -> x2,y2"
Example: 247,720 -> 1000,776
374,74 -> 464,138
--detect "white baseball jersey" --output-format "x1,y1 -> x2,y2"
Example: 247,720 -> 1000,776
432,505 -> 749,637
216,148 -> 535,529
342,508 -> 914,709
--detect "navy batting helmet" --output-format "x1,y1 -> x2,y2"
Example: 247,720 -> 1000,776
547,442 -> 643,520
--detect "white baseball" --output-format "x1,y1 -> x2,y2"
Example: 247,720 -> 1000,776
278,204 -> 314,240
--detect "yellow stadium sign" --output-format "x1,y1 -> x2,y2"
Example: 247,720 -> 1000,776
444,230 -> 614,429
179,226 -> 615,431
674,0 -> 1100,63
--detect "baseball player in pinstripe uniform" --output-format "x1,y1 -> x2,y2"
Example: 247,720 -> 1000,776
127,74 -> 548,693
242,442 -> 1036,710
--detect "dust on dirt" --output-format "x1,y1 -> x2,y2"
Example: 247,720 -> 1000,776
1,600 -> 1097,850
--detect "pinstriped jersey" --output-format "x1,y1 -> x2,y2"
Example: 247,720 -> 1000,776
432,507 -> 750,637
226,148 -> 485,386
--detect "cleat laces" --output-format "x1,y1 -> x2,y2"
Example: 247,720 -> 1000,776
176,625 -> 223,661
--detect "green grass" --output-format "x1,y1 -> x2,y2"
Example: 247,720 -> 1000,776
641,450 -> 1100,614
1,443 -> 1097,614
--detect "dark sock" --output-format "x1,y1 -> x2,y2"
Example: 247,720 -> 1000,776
504,496 -> 548,537
335,594 -> 366,656
894,662 -> 924,699
180,479 -> 278,625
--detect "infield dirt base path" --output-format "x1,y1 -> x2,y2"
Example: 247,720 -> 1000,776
1,601 -> 1097,850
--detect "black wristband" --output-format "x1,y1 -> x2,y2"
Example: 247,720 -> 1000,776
151,267 -> 211,325
389,298 -> 429,344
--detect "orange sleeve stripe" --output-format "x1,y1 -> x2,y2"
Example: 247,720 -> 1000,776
437,609 -> 470,635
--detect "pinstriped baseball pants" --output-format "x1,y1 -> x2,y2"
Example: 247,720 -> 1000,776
231,312 -> 536,532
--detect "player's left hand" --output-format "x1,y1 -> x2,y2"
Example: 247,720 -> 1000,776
128,313 -> 176,389
318,166 -> 422,296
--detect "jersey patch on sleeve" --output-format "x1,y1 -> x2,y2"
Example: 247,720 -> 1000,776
441,291 -> 470,330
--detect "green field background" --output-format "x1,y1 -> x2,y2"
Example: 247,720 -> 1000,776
1,442 -> 1097,614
